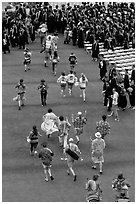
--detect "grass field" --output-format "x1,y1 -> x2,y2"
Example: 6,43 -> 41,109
2,34 -> 135,202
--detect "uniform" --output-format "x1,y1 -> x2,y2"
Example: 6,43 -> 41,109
50,51 -> 59,76
57,74 -> 67,96
14,80 -> 26,110
67,73 -> 77,95
24,50 -> 31,71
79,74 -> 88,101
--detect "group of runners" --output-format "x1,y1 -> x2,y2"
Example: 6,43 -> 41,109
10,25 -> 132,201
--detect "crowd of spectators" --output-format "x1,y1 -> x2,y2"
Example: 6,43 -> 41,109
2,2 -> 135,50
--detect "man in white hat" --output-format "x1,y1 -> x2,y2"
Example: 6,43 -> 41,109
65,138 -> 82,181
72,111 -> 87,144
91,132 -> 105,174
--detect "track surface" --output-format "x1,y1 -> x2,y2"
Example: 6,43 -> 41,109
2,34 -> 135,202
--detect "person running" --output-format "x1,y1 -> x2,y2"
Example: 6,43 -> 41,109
85,175 -> 103,202
72,111 -> 87,144
14,79 -> 26,110
58,116 -> 71,160
23,47 -> 31,72
96,115 -> 110,139
27,125 -> 42,156
50,50 -> 59,76
112,172 -> 131,201
108,88 -> 119,121
41,108 -> 59,138
91,132 -> 105,174
79,73 -> 88,102
68,52 -> 77,72
39,142 -> 54,182
38,79 -> 49,106
65,138 -> 82,182
57,72 -> 68,97
67,70 -> 77,96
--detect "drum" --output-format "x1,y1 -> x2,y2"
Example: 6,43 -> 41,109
65,148 -> 79,160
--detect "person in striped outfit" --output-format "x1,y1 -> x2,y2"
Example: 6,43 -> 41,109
58,115 -> 71,160
72,111 -> 87,144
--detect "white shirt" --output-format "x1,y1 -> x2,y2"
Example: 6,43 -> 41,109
112,91 -> 119,105
43,112 -> 58,122
79,77 -> 88,88
57,75 -> 67,84
67,74 -> 77,83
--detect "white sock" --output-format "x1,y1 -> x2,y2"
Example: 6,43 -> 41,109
76,136 -> 79,142
69,167 -> 75,176
48,168 -> 52,177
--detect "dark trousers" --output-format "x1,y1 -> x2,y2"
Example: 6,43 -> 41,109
41,92 -> 47,106
30,142 -> 38,152
104,95 -> 112,111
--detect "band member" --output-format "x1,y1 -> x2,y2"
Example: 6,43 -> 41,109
57,72 -> 68,97
72,111 -> 87,144
38,79 -> 49,106
14,79 -> 26,110
96,115 -> 110,139
67,70 -> 77,96
41,108 -> 59,138
50,50 -> 59,76
99,54 -> 107,80
85,175 -> 102,202
24,47 -> 31,72
65,138 -> 82,182
58,116 -> 71,160
79,73 -> 88,102
39,142 -> 54,182
68,52 -> 77,71
27,125 -> 42,156
91,132 -> 105,174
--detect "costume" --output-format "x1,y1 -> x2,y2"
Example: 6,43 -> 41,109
41,112 -> 59,136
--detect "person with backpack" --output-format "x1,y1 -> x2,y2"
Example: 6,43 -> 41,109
39,142 -> 54,182
38,79 -> 49,106
27,125 -> 42,156
112,173 -> 131,201
65,138 -> 82,182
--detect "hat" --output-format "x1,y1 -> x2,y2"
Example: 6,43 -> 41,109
41,79 -> 45,82
20,79 -> 24,82
69,138 -> 74,143
95,132 -> 102,138
77,112 -> 82,115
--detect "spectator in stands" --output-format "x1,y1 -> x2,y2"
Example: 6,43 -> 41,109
127,81 -> 135,110
92,39 -> 99,61
123,70 -> 130,91
131,64 -> 135,84
102,81 -> 113,111
99,54 -> 107,80
118,83 -> 128,111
